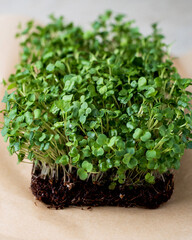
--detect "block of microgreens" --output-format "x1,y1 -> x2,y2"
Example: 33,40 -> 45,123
1,11 -> 192,209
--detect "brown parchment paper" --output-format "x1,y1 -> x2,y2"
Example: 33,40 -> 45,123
0,16 -> 192,240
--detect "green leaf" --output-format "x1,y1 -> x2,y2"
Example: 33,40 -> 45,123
127,157 -> 138,169
144,87 -> 157,98
44,142 -> 50,150
109,182 -> 116,190
87,84 -> 96,96
108,136 -> 117,147
62,94 -> 73,102
87,131 -> 95,139
138,77 -> 147,89
115,13 -> 125,22
158,164 -> 167,173
187,141 -> 192,149
133,128 -> 143,139
147,160 -> 158,169
154,77 -> 163,87
106,158 -> 113,168
81,102 -> 88,109
34,109 -> 41,119
72,154 -> 80,163
39,133 -> 46,142
54,122 -> 64,128
141,131 -> 151,142
159,125 -> 166,136
146,150 -> 156,160
82,160 -> 93,172
35,61 -> 43,70
18,153 -> 25,163
97,147 -> 104,156
73,75 -> 83,84
99,162 -> 108,171
2,91 -> 8,103
43,113 -> 49,122
145,172 -> 155,184
80,115 -> 86,124
66,141 -> 73,146
123,153 -> 132,164
1,127 -> 8,137
123,153 -> 138,168
97,134 -> 107,146
130,80 -> 137,88
43,52 -> 53,61
173,144 -> 181,153
55,60 -> 65,72
56,155 -> 69,165
46,63 -> 55,72
82,146 -> 91,157
28,94 -> 35,102
69,147 -> 78,157
55,100 -> 70,113
145,140 -> 155,149
117,139 -> 125,149
99,85 -> 107,94
64,79 -> 75,92
7,82 -> 17,90
77,168 -> 88,180
126,122 -> 136,130
126,147 -> 135,155
86,108 -> 92,115
93,147 -> 104,156
24,111 -> 33,125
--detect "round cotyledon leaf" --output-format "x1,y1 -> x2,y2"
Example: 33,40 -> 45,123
77,168 -> 88,180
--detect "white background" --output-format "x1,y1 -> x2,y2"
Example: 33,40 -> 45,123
0,0 -> 192,56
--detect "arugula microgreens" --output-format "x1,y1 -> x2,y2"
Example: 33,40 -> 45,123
1,11 -> 192,188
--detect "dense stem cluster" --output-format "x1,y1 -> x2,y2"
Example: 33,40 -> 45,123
1,11 -> 192,187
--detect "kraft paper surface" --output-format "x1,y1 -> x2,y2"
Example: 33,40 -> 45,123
0,16 -> 192,240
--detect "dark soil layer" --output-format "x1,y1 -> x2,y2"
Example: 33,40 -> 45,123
31,167 -> 174,209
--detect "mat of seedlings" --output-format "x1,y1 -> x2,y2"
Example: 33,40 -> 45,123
1,16 -> 192,240
31,166 -> 174,209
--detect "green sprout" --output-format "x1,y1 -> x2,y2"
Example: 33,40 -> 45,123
1,11 -> 192,187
